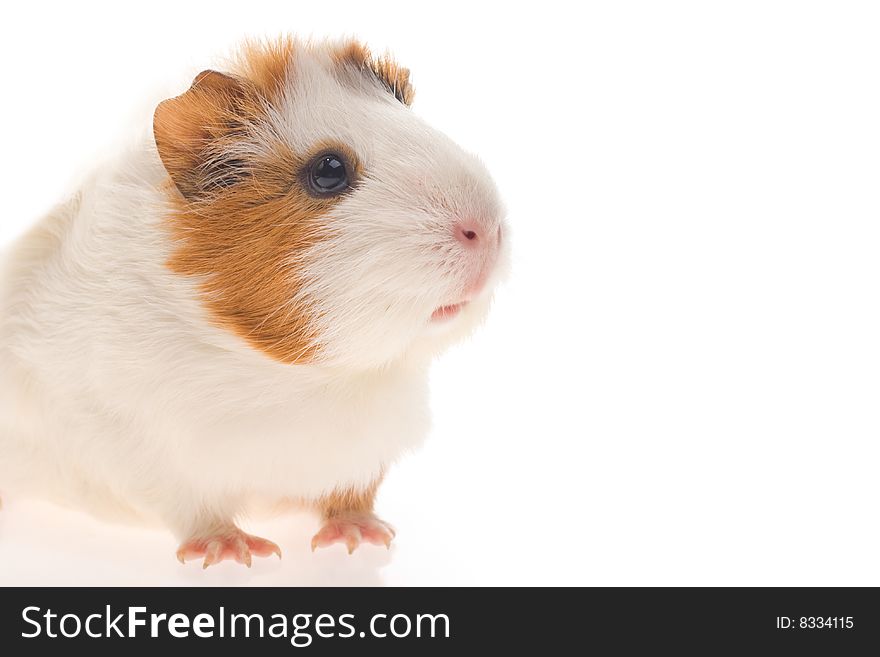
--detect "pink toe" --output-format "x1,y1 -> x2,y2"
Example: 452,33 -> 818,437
177,529 -> 281,567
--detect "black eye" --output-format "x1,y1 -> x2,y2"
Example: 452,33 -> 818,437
309,154 -> 348,195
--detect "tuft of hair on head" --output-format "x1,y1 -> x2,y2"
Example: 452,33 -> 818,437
230,36 -> 299,102
327,39 -> 416,107
230,35 -> 415,107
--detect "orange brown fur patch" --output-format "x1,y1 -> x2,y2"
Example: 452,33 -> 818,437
314,473 -> 383,520
155,66 -> 341,364
162,184 -> 326,365
232,38 -> 298,102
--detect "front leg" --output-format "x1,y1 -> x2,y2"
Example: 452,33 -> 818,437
311,475 -> 395,554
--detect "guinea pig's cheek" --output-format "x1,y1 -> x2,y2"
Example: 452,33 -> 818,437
164,190 -> 333,365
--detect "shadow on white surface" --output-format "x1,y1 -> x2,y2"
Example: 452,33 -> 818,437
0,498 -> 391,586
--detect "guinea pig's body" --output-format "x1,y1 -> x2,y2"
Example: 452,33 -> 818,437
0,38 -> 506,566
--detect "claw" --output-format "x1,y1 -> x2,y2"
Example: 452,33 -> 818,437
202,541 -> 222,569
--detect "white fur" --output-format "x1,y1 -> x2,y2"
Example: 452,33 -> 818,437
0,41 -> 508,543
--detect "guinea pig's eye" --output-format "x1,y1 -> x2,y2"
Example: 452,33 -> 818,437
308,154 -> 349,196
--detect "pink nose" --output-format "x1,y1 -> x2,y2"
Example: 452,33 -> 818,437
453,221 -> 501,299
454,221 -> 496,249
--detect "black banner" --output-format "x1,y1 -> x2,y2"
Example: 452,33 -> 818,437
0,587 -> 877,654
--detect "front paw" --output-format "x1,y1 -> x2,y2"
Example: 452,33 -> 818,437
177,527 -> 282,568
311,513 -> 395,554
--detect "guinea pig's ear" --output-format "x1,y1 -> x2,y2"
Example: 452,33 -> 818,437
153,70 -> 258,201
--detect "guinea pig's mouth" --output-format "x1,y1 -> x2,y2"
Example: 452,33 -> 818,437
431,302 -> 468,322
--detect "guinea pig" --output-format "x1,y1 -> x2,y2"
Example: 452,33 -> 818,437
0,37 -> 507,567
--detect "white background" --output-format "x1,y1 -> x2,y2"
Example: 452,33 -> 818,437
1,1 -> 878,586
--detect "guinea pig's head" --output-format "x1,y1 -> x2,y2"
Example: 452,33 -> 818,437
154,38 -> 508,369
